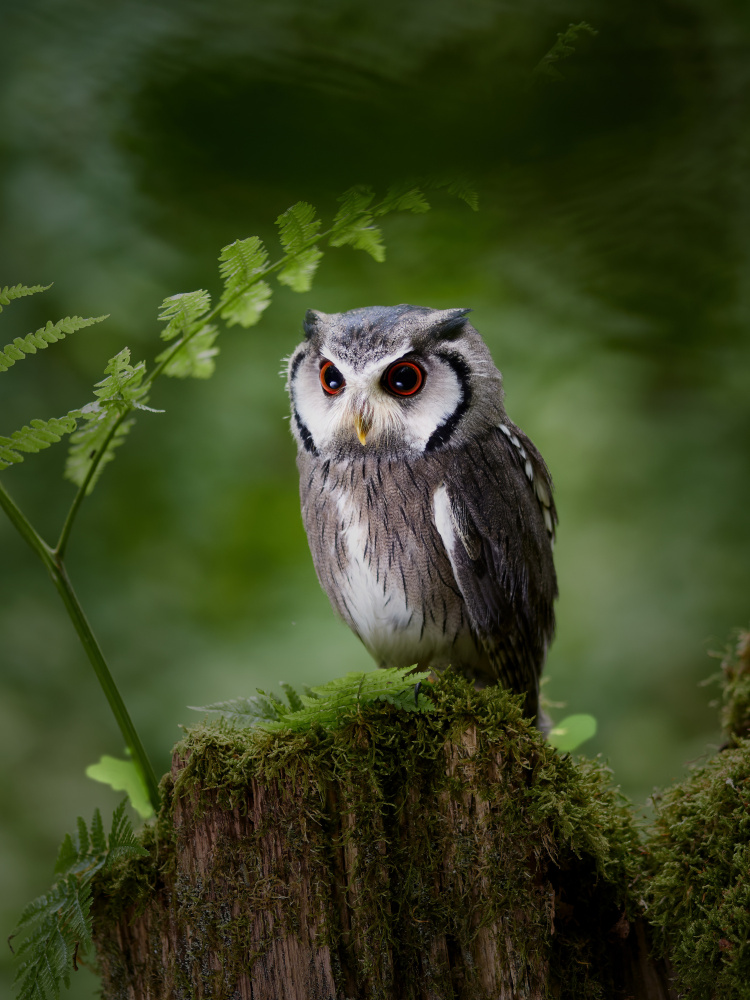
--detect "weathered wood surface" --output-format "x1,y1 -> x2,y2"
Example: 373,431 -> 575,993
94,721 -> 675,999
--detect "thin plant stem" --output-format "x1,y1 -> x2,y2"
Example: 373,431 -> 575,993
0,477 -> 160,812
55,409 -> 129,558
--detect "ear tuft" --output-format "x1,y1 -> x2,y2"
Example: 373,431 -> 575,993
432,308 -> 472,340
303,309 -> 328,340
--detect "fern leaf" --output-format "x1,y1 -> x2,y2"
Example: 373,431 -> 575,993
192,669 -> 435,732
276,202 -> 321,253
89,808 -> 106,856
0,283 -> 51,312
64,404 -> 135,493
92,348 -> 147,405
280,681 -> 304,713
277,247 -> 323,293
218,238 -> 272,327
329,185 -> 385,262
189,694 -> 284,726
157,290 -> 211,342
155,323 -> 219,379
373,182 -> 431,217
0,413 -> 79,471
442,178 -> 479,211
64,348 -> 151,492
53,835 -> 78,877
12,805 -> 144,1000
275,202 -> 324,292
0,315 -> 106,373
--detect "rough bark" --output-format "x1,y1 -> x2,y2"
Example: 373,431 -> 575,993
92,683 -> 676,1000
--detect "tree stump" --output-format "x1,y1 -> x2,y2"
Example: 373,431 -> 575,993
92,676 -> 674,999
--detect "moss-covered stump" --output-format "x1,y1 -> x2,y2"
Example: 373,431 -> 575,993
645,737 -> 750,1000
92,675 -> 671,999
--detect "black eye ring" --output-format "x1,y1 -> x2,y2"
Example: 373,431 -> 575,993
320,360 -> 346,395
384,361 -> 424,397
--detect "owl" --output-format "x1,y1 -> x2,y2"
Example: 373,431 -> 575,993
286,305 -> 557,722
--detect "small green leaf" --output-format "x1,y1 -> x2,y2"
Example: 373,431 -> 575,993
85,756 -> 154,819
547,713 -> 598,752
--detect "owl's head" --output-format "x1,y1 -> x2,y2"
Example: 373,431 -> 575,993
286,305 -> 506,458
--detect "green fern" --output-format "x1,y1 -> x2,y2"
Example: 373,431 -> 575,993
191,667 -> 436,732
0,283 -> 51,312
0,414 -> 80,471
64,349 -> 152,493
276,202 -> 324,292
532,22 -> 598,83
0,316 -> 107,373
217,237 -> 272,327
329,185 -> 386,261
154,290 -> 218,378
11,803 -> 146,1000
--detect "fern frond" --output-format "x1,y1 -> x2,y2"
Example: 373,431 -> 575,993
0,315 -> 107,373
155,324 -> 219,379
0,413 -> 80,471
64,349 -> 152,492
155,291 -> 218,378
218,238 -> 272,327
276,202 -> 322,253
92,348 -> 148,405
329,185 -> 386,262
276,203 -> 324,292
189,694 -> 284,726
64,404 -> 135,493
12,805 -> 145,1000
0,283 -> 51,312
158,290 -> 211,342
374,182 -> 431,217
280,681 -> 304,713
192,669 -> 435,732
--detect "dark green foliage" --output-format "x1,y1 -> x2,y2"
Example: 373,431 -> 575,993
11,804 -> 146,1000
645,740 -> 750,999
191,667 -> 435,731
532,22 -> 598,83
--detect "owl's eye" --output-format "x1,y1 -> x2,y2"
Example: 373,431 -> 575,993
384,361 -> 424,397
320,361 -> 346,395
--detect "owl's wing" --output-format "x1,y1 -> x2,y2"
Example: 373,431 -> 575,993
434,423 -> 557,717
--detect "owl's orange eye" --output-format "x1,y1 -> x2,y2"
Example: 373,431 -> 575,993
320,360 -> 346,395
384,361 -> 424,397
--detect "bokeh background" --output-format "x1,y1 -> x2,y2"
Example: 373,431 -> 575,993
1,1 -> 749,995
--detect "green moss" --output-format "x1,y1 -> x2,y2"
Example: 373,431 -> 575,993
715,629 -> 750,743
645,739 -> 750,1000
93,672 -> 644,999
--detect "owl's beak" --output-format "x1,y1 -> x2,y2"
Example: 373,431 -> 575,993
354,411 -> 372,446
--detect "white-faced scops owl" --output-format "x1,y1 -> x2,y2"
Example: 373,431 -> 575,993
286,305 -> 557,722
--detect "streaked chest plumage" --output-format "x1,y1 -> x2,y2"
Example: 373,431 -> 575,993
298,450 -> 479,669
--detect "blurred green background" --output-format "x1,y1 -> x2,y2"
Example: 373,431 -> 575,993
1,0 -> 749,995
